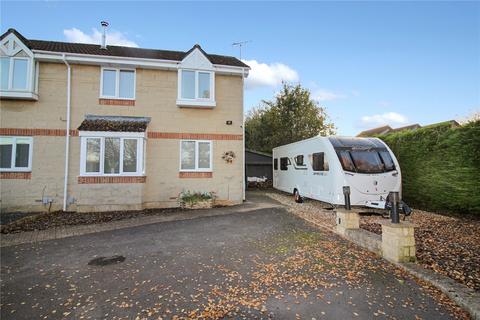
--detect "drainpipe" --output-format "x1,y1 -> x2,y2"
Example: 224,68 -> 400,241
62,54 -> 71,211
242,67 -> 246,201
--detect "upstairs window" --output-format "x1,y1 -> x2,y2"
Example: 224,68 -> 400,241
101,68 -> 135,99
0,57 -> 29,91
178,70 -> 214,105
0,136 -> 32,172
180,140 -> 212,171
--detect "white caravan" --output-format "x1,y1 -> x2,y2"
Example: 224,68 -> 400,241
273,136 -> 403,210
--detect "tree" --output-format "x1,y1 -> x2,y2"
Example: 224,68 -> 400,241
245,83 -> 335,153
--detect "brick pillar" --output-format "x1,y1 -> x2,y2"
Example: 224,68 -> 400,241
336,209 -> 360,236
380,221 -> 417,263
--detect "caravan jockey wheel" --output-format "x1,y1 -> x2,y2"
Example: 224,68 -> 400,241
294,190 -> 303,203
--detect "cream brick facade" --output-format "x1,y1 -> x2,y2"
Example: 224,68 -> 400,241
1,61 -> 245,213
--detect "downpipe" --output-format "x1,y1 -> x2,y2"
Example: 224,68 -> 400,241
62,54 -> 71,212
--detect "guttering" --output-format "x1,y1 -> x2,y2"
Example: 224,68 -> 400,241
32,50 -> 250,75
62,54 -> 71,211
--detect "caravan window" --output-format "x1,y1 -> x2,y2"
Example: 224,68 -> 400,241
294,155 -> 305,166
349,151 -> 384,173
280,157 -> 289,170
337,150 -> 356,172
312,152 -> 329,171
379,151 -> 395,171
274,158 -> 278,170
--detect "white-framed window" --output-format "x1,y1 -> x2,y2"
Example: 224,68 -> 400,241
180,140 -> 212,172
0,136 -> 33,172
0,57 -> 30,91
177,69 -> 215,107
100,67 -> 136,100
80,133 -> 144,176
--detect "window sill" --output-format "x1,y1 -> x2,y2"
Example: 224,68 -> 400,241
0,172 -> 32,179
78,176 -> 146,184
99,98 -> 135,106
176,99 -> 216,108
0,91 -> 38,101
179,172 -> 213,178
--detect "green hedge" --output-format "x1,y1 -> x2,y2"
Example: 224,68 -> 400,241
378,121 -> 480,214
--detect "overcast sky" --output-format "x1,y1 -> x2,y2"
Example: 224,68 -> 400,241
2,1 -> 479,135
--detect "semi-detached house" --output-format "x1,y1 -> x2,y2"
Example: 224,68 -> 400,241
0,28 -> 250,213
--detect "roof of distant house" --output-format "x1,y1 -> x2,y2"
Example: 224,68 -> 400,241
389,123 -> 421,133
356,125 -> 392,137
357,120 -> 461,137
0,28 -> 249,68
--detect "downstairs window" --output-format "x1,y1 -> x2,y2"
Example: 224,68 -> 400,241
180,140 -> 212,171
0,136 -> 32,171
80,135 -> 144,176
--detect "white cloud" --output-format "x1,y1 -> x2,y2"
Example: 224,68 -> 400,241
312,89 -> 345,102
360,112 -> 408,127
63,28 -> 139,47
243,59 -> 299,90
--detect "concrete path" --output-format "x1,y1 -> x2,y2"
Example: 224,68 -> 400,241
0,194 -> 464,319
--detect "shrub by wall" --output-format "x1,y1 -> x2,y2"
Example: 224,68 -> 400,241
379,121 -> 480,214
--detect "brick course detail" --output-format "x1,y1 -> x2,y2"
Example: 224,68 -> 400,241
1,128 -> 240,140
148,132 -> 243,140
99,98 -> 135,106
0,128 -> 78,136
0,172 -> 31,179
179,172 -> 213,178
78,176 -> 146,184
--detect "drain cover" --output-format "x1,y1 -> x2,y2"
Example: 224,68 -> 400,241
88,255 -> 125,266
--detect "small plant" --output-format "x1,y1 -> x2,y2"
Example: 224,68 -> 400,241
222,151 -> 236,163
178,190 -> 215,209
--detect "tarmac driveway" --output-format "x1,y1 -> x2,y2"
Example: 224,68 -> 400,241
0,194 -> 463,319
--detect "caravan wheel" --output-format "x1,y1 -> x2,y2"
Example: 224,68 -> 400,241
294,189 -> 303,203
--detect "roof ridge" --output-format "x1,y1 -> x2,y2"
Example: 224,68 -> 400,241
1,28 -> 250,68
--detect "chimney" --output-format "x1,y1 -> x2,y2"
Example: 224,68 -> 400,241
100,21 -> 109,49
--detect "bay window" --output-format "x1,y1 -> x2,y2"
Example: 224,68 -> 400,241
180,140 -> 212,171
100,68 -> 135,99
0,136 -> 33,172
80,134 -> 144,176
0,57 -> 30,91
177,69 -> 215,107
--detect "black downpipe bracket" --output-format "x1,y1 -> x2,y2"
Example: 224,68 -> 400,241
389,191 -> 400,224
343,186 -> 351,211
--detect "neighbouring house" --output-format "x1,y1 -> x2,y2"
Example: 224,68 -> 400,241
0,28 -> 250,213
245,149 -> 272,187
357,121 -> 459,137
389,123 -> 421,133
356,125 -> 392,137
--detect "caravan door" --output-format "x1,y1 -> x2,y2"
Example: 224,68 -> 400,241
273,158 -> 279,188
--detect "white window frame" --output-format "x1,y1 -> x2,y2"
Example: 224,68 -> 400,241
179,140 -> 213,172
79,132 -> 145,176
1,57 -> 31,92
177,69 -> 216,107
100,67 -> 136,100
0,136 -> 33,172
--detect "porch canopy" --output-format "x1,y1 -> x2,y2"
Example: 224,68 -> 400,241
77,115 -> 151,132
